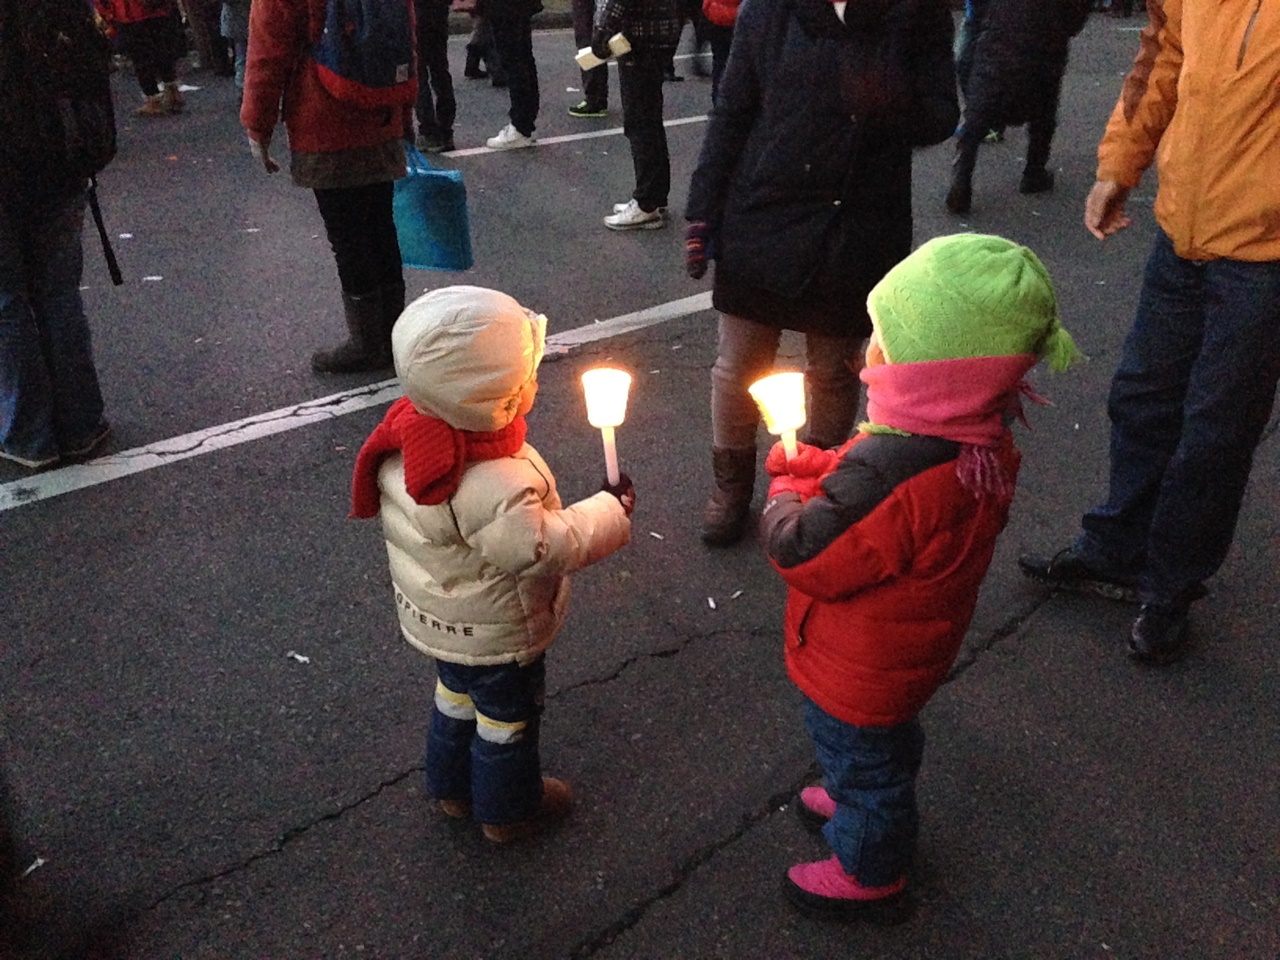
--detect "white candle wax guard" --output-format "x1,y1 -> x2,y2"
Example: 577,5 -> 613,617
582,368 -> 633,485
748,372 -> 806,459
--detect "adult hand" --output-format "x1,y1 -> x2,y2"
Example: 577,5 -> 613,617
602,472 -> 636,517
764,440 -> 837,478
248,134 -> 280,174
1084,180 -> 1131,240
590,30 -> 612,62
685,220 -> 711,279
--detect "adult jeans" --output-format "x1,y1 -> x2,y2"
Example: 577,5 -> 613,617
0,189 -> 105,462
711,312 -> 865,451
617,49 -> 671,212
489,10 -> 539,136
804,698 -> 924,887
413,0 -> 457,138
427,657 -> 546,824
1076,229 -> 1280,605
312,182 -> 404,302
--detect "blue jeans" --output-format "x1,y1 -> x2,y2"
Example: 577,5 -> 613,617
1076,230 -> 1280,606
0,189 -> 106,463
427,657 -> 545,824
803,698 -> 925,887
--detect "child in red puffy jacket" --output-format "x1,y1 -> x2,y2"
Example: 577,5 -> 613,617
759,233 -> 1082,922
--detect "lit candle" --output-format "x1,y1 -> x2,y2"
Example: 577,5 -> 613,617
748,371 -> 806,461
581,367 -> 633,485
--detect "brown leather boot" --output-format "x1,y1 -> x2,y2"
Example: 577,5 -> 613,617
481,778 -> 573,844
701,446 -> 756,547
311,290 -> 393,373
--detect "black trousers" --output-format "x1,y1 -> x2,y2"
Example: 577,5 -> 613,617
572,0 -> 608,109
119,17 -> 178,96
312,182 -> 404,298
414,0 -> 457,137
618,49 -> 671,211
489,10 -> 539,135
953,78 -> 1063,188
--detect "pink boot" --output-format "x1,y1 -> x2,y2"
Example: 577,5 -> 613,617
783,856 -> 910,924
796,784 -> 836,832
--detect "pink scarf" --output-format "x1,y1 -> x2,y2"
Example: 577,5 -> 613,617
860,355 -> 1043,501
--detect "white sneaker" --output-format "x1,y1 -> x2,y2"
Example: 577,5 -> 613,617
486,123 -> 536,150
613,201 -> 669,219
604,199 -> 667,231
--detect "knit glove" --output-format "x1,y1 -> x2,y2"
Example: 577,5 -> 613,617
685,220 -> 711,279
767,473 -> 823,502
764,440 -> 837,479
602,471 -> 636,517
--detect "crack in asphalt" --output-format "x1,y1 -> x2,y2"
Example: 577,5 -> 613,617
139,765 -> 423,914
133,594 -> 1047,936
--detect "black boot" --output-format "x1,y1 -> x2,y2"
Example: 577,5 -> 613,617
464,44 -> 487,79
381,279 -> 406,347
701,447 -> 756,547
311,291 -> 393,373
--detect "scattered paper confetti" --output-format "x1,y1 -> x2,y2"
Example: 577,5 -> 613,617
648,531 -> 665,540
21,857 -> 45,878
178,84 -> 200,91
286,651 -> 311,664
671,344 -> 683,350
118,233 -> 133,239
244,227 -> 261,233
334,445 -> 347,452
649,369 -> 660,374
730,589 -> 744,599
707,597 -> 717,610
142,275 -> 163,282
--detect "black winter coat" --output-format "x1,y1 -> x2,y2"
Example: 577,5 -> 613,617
963,0 -> 1090,128
685,0 -> 957,337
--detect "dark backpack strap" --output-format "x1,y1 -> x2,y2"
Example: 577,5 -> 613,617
87,177 -> 123,286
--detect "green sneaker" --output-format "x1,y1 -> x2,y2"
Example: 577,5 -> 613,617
568,100 -> 608,119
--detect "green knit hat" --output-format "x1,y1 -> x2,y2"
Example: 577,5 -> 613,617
866,233 -> 1083,371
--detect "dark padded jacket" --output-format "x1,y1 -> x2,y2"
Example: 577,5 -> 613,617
685,0 -> 957,337
963,0 -> 1091,127
760,432 -> 1019,727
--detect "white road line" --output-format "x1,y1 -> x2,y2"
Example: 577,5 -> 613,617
447,115 -> 708,158
0,292 -> 714,512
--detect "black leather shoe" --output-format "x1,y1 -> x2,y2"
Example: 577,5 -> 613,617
1128,604 -> 1190,665
1017,548 -> 1139,603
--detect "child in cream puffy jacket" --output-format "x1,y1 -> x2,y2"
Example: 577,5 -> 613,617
351,286 -> 634,843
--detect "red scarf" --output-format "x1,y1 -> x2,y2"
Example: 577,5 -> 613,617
350,397 -> 527,518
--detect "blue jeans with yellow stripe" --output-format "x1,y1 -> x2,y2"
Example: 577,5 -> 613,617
428,657 -> 546,824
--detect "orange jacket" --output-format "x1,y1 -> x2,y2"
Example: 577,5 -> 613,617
1097,0 -> 1280,262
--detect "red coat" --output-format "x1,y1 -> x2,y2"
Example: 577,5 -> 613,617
95,0 -> 172,25
240,0 -> 408,153
761,432 -> 1019,727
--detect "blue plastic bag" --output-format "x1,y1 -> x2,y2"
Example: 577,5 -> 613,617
394,146 -> 474,272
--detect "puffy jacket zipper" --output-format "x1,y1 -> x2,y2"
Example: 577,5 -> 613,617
1237,0 -> 1262,70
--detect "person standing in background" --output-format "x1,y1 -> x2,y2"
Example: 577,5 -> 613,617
944,0 -> 1091,214
241,0 -> 412,373
1019,0 -> 1280,664
700,0 -> 737,102
683,0 -> 958,546
484,0 -> 542,148
221,0 -> 251,95
569,0 -> 609,117
594,0 -> 682,230
95,0 -> 186,115
414,0 -> 457,152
